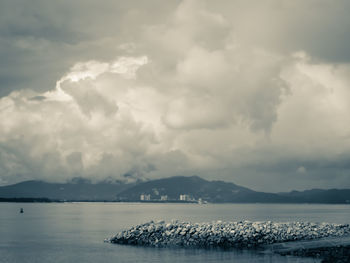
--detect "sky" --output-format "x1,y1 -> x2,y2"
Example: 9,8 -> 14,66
1,0 -> 350,191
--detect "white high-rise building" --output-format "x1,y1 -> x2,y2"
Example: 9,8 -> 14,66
140,194 -> 151,201
179,194 -> 190,201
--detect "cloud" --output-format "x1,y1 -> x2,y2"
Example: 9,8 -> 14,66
1,0 -> 350,191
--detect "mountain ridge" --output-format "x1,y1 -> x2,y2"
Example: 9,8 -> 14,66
0,175 -> 349,203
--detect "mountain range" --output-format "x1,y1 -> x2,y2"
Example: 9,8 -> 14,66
0,178 -> 131,201
0,176 -> 349,204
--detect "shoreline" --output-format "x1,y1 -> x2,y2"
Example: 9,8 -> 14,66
1,199 -> 350,204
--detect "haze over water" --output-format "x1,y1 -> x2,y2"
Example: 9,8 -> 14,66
1,202 -> 349,263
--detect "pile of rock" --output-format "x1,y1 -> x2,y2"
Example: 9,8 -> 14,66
106,220 -> 350,248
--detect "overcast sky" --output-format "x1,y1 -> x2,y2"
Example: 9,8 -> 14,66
1,0 -> 350,191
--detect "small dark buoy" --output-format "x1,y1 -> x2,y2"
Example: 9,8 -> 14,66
20,208 -> 23,214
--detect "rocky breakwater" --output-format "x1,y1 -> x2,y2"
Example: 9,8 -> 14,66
106,220 -> 350,248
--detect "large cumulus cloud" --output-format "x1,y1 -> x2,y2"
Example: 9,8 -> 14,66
1,0 -> 350,191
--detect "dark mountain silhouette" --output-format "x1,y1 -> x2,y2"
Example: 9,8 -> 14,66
0,176 -> 349,203
0,178 -> 130,201
115,175 -> 289,203
278,189 -> 350,204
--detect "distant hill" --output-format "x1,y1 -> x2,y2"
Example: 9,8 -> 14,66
0,197 -> 53,203
278,189 -> 350,204
0,176 -> 350,203
0,178 -> 130,201
115,175 -> 290,203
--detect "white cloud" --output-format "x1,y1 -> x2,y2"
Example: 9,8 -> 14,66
1,0 -> 350,191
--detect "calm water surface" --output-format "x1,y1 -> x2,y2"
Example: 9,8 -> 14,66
1,202 -> 349,263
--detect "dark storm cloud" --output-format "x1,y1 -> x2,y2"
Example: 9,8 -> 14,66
1,0 -> 350,97
0,0 -> 178,97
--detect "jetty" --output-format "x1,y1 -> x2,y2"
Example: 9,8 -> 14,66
106,220 -> 350,248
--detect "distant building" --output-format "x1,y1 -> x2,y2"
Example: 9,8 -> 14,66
140,194 -> 151,201
179,194 -> 190,201
160,195 -> 168,201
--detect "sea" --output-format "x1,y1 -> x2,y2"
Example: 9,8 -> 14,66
1,202 -> 349,263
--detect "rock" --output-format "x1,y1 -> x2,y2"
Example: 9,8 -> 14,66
107,220 -> 350,249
